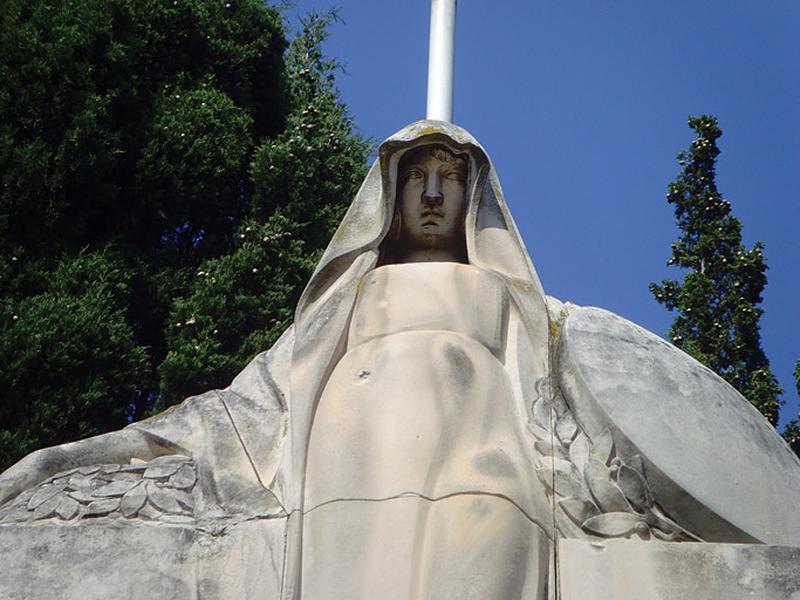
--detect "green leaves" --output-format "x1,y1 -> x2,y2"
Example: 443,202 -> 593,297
0,0 -> 286,257
0,250 -> 149,468
136,81 -> 254,259
652,115 -> 782,425
158,214 -> 310,406
0,3 -> 368,469
156,11 -> 369,407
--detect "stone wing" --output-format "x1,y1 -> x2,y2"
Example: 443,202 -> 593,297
555,305 -> 800,546
0,327 -> 294,600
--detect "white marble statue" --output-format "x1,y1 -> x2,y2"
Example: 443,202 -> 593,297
1,121 -> 800,600
299,134 -> 553,597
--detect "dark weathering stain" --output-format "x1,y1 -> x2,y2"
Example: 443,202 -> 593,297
473,449 -> 517,478
442,341 -> 475,385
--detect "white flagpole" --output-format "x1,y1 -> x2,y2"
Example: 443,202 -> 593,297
426,0 -> 457,122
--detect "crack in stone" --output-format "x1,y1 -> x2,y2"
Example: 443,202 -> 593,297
304,490 -> 554,540
215,390 -> 288,517
193,512 -> 288,538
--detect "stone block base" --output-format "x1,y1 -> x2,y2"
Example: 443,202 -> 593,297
3,524 -> 800,599
558,539 -> 800,599
0,518 -> 287,600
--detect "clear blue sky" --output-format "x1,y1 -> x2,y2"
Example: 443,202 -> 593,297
285,1 -> 800,428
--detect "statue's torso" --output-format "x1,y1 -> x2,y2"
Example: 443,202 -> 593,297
302,262 -> 549,599
306,262 -> 544,506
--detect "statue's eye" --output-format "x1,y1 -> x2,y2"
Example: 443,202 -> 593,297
444,169 -> 465,182
401,168 -> 424,182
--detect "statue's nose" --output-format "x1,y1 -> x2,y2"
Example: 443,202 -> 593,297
422,192 -> 444,207
422,173 -> 443,206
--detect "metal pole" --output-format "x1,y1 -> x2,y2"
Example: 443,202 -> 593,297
426,0 -> 456,122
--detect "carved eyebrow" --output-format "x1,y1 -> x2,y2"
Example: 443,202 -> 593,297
444,161 -> 467,175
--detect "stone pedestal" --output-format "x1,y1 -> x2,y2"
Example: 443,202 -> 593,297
0,518 -> 287,600
6,521 -> 800,599
558,539 -> 800,599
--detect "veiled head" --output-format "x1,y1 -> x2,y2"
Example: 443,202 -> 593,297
296,120 -> 548,328
383,144 -> 469,264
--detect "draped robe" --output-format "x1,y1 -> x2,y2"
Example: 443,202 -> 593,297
302,262 -> 551,598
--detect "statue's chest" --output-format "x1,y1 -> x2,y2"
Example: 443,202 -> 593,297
348,262 -> 509,358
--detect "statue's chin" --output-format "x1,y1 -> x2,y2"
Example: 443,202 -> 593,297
405,229 -> 462,250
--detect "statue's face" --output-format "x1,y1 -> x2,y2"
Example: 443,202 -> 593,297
395,145 -> 468,258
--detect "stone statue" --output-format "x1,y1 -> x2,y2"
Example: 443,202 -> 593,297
298,131 -> 553,597
1,121 -> 799,600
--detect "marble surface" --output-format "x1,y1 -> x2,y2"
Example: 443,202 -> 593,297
0,518 -> 286,600
559,539 -> 800,600
558,306 -> 800,546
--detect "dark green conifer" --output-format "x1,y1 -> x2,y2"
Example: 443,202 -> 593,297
158,13 -> 369,406
651,115 -> 782,423
0,4 -> 368,470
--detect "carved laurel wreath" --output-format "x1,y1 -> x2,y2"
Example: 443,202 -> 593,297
0,454 -> 196,525
530,390 -> 697,542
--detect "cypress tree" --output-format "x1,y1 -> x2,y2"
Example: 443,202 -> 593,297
650,115 -> 782,424
0,4 -> 368,470
157,13 -> 369,407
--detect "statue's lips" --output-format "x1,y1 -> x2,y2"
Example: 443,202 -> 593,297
421,211 -> 443,227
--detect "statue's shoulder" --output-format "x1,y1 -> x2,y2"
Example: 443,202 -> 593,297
553,301 -> 800,546
227,324 -> 294,411
135,324 -> 294,437
129,326 -> 294,507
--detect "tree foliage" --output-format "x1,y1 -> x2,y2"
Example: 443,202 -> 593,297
0,250 -> 149,468
782,362 -> 800,455
158,13 -> 369,407
0,2 -> 369,470
650,115 -> 782,424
